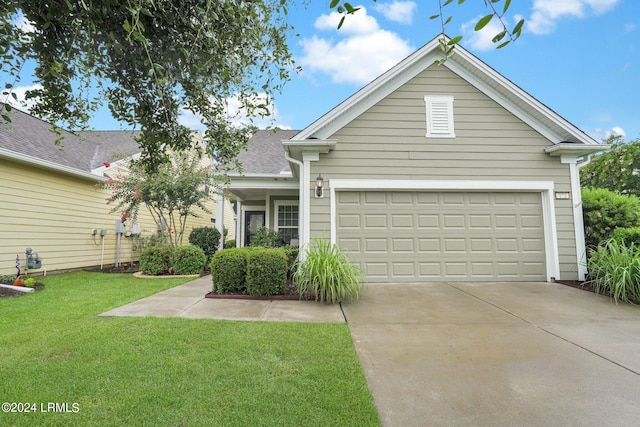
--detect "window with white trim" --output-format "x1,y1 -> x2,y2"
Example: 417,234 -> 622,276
275,201 -> 299,245
424,95 -> 455,138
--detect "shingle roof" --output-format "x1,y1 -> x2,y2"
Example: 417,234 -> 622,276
236,129 -> 298,175
0,107 -> 141,172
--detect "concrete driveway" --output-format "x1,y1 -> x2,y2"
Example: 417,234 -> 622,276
342,282 -> 640,427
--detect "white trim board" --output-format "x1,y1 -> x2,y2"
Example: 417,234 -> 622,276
329,179 -> 560,282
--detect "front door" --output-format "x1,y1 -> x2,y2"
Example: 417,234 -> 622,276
244,211 -> 265,246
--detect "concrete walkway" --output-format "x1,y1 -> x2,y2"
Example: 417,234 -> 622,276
99,275 -> 345,323
101,278 -> 640,426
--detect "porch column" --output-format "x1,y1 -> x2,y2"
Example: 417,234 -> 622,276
215,192 -> 225,251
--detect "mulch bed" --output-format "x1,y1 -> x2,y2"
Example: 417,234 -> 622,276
0,283 -> 45,299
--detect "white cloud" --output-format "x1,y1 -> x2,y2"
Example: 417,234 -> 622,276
461,15 -> 509,52
4,84 -> 42,113
299,7 -> 413,85
588,126 -> 626,142
178,93 -> 291,131
526,0 -> 621,35
374,1 -> 417,25
314,8 -> 379,35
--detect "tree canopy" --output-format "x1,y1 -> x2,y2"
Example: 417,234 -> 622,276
2,0 -> 294,172
580,137 -> 640,197
2,1 -> 523,172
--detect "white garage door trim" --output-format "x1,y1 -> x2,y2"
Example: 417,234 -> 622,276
329,179 -> 560,282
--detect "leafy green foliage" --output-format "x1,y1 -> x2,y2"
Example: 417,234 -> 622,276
188,227 -> 221,264
586,239 -> 640,304
611,227 -> 640,246
2,1 -> 295,172
103,151 -> 216,247
0,274 -> 16,284
211,248 -> 250,294
136,231 -> 171,253
580,137 -> 640,197
224,239 -> 236,249
294,239 -> 363,304
246,249 -> 288,297
140,245 -> 174,275
249,227 -> 283,248
282,245 -> 299,277
582,188 -> 640,250
172,245 -> 206,275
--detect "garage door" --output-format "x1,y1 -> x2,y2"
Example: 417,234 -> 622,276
336,191 -> 546,282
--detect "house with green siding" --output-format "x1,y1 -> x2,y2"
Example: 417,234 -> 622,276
223,36 -> 607,283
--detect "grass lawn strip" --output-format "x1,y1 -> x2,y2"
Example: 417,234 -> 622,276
0,271 -> 380,426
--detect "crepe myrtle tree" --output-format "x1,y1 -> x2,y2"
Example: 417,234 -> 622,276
2,0 -> 524,173
102,150 -> 219,248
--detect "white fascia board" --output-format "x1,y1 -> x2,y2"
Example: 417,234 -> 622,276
545,143 -> 610,157
330,179 -> 554,191
0,147 -> 105,182
448,50 -> 598,145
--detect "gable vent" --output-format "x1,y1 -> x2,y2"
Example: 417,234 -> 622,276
425,95 -> 455,138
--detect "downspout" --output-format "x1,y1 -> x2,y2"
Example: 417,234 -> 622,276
566,155 -> 593,281
284,151 -> 305,253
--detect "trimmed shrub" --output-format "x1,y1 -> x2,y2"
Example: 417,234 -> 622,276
586,239 -> 640,304
173,245 -> 206,275
211,248 -> 250,294
611,227 -> 640,246
249,227 -> 283,247
294,239 -> 363,304
224,239 -> 236,249
582,188 -> 640,250
140,245 -> 174,275
246,249 -> 288,296
188,227 -> 221,264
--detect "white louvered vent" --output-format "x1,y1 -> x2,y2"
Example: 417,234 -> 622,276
424,95 -> 455,138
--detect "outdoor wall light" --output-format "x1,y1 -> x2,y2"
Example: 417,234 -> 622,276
315,174 -> 324,198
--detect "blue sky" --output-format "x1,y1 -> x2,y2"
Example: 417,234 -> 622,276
6,0 -> 639,142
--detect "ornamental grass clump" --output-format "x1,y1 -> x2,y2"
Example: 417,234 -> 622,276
585,239 -> 640,304
294,239 -> 363,304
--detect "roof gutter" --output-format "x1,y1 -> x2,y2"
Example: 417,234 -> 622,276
0,147 -> 104,182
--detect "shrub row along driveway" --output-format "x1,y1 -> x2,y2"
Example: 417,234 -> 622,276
342,282 -> 640,427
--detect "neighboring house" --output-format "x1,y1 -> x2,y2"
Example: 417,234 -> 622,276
0,108 -> 235,275
223,36 -> 607,283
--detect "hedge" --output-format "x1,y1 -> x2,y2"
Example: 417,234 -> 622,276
173,245 -> 207,275
211,248 -> 250,294
188,227 -> 221,264
140,245 -> 174,275
246,249 -> 288,296
582,188 -> 640,250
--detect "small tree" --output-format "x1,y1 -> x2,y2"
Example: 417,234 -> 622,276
103,150 -> 218,247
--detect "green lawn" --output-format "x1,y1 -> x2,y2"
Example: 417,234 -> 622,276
0,272 -> 380,426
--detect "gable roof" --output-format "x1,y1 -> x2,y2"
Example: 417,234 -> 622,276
0,107 -> 141,179
294,35 -> 598,146
234,129 -> 299,175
